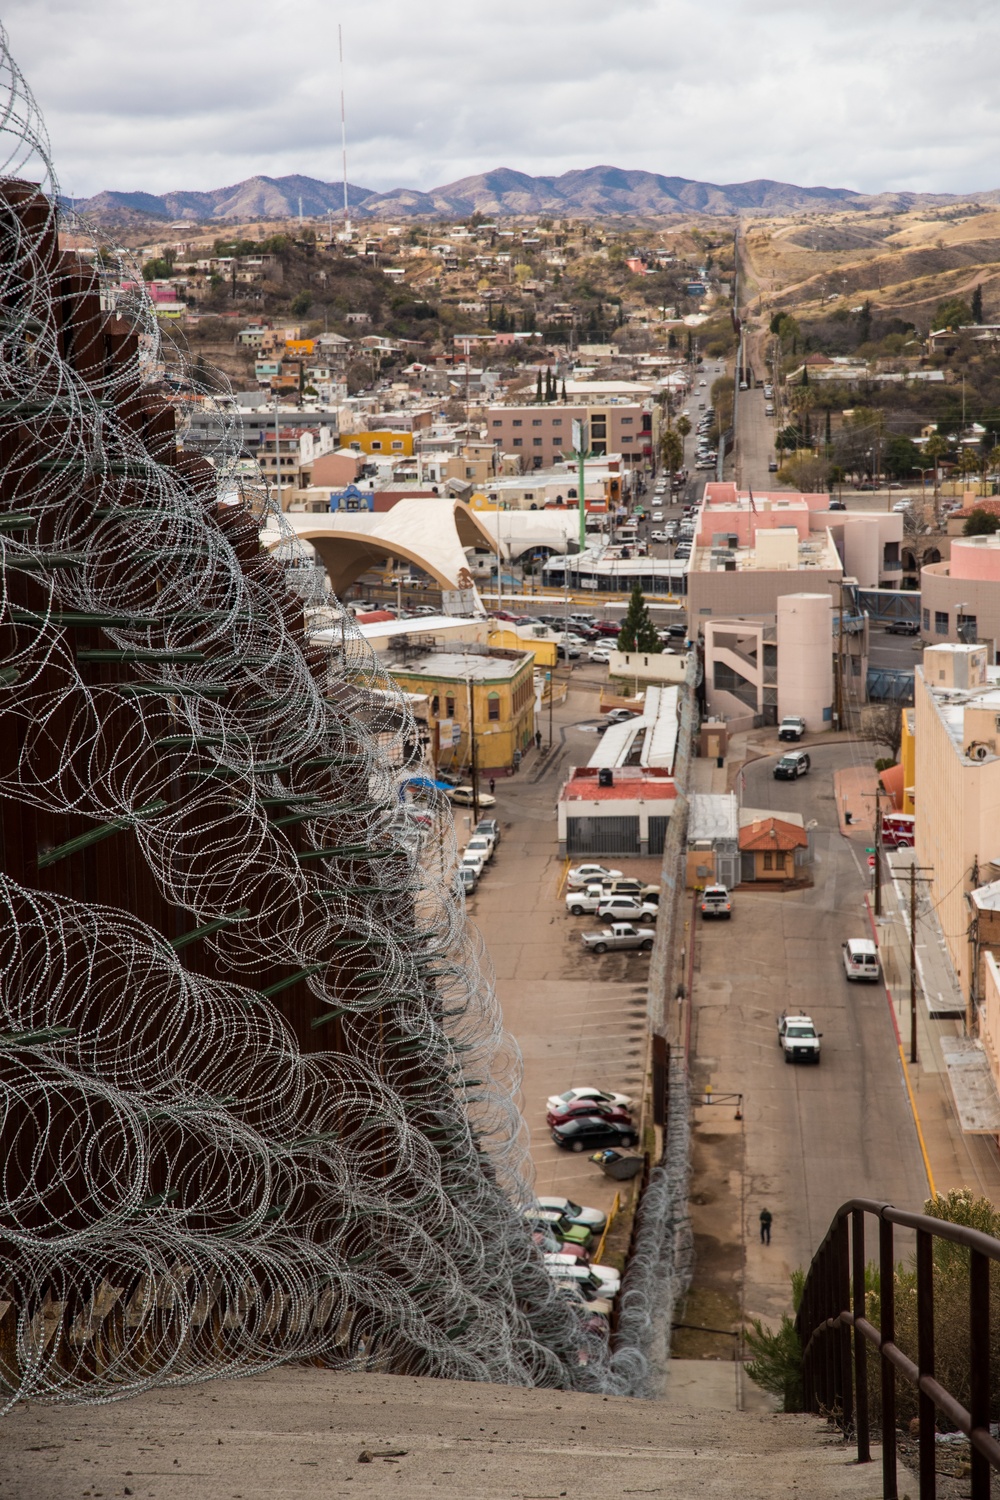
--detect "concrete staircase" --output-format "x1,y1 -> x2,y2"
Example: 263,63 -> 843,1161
0,1362 -> 907,1499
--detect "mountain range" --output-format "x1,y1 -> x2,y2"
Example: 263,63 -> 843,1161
69,164 -> 994,227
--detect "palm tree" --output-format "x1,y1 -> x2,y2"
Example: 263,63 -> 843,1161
924,434 -> 949,505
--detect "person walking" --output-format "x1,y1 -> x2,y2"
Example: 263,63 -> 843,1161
535,729 -> 542,751
488,777 -> 495,797
759,1207 -> 772,1245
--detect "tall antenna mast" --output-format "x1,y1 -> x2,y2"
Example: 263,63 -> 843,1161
338,24 -> 351,239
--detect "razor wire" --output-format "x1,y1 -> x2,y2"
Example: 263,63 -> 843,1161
0,24 -> 652,1409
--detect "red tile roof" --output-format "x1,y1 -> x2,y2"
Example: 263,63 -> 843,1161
739,816 -> 808,852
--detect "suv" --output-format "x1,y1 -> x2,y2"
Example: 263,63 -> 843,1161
778,716 -> 807,742
777,1012 -> 822,1064
886,619 -> 920,636
774,750 -> 810,780
700,885 -> 732,919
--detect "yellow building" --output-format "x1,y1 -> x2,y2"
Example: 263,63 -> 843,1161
346,431 -> 415,457
898,707 -> 915,815
488,625 -> 557,669
388,647 -> 535,774
285,338 -> 317,357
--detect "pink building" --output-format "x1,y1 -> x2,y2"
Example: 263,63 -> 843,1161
921,533 -> 1000,645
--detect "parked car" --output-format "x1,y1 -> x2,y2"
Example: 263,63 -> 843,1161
464,834 -> 494,863
536,1195 -> 608,1232
595,621 -> 622,637
588,648 -> 612,664
524,1209 -> 592,1248
666,622 -> 687,639
459,850 -> 486,878
886,619 -> 920,635
544,1255 -> 621,1296
532,1230 -> 590,1262
567,863 -> 623,890
768,459 -> 779,472
774,750 -> 810,780
778,716 -> 806,742
547,1097 -> 633,1127
604,708 -> 637,724
448,786 -> 497,808
546,1262 -> 620,1301
454,866 -> 478,896
777,1011 -> 822,1064
651,510 -> 664,522
581,921 -> 656,954
545,1085 -> 634,1113
843,938 -> 881,982
473,821 -> 498,852
557,643 -> 581,660
551,1116 -> 639,1152
700,885 -> 732,919
650,530 -> 668,543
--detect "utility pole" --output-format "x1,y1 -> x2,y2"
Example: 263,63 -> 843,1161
873,797 -> 882,917
467,676 -> 480,824
547,668 -> 554,749
273,395 -> 282,513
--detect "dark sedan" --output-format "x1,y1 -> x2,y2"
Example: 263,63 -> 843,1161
551,1116 -> 639,1153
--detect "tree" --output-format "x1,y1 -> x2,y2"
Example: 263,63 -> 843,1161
924,433 -> 949,499
659,428 -> 683,479
934,297 -> 973,330
861,704 -> 903,762
290,291 -> 312,316
963,508 -> 1000,536
883,435 -> 920,480
535,369 -> 543,403
972,283 -> 984,323
676,415 -> 692,441
618,582 -> 661,654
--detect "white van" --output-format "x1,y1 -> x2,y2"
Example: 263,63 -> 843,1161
843,938 -> 880,982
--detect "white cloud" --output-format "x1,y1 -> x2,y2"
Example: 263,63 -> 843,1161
3,0 -> 999,199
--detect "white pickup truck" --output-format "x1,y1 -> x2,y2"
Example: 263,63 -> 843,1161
581,922 -> 656,954
777,1011 -> 822,1064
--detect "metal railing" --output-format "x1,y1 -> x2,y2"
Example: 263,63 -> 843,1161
798,1198 -> 1000,1499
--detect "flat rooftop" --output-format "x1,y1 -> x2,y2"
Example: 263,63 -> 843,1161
387,650 -> 528,681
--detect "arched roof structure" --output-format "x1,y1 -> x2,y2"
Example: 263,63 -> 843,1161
263,497 -> 498,596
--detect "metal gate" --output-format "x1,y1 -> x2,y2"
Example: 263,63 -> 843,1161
648,816 -> 671,856
566,815 -> 640,857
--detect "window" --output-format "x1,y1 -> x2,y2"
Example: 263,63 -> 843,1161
431,695 -> 439,715
512,419 -> 523,428
552,417 -> 562,427
492,420 -> 502,428
513,438 -> 523,447
532,419 -> 542,426
391,440 -> 403,450
763,851 -> 786,872
922,608 -> 930,631
533,438 -> 543,446
533,456 -> 543,468
621,416 -> 633,425
524,493 -> 534,500
958,612 -> 978,641
935,611 -> 948,635
445,696 -> 455,717
370,440 -> 382,450
487,693 -> 500,721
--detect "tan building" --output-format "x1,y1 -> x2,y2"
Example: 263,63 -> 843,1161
487,403 -> 655,471
913,644 -> 1000,1012
387,647 -> 536,775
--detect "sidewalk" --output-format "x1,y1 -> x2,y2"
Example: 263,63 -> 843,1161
872,850 -> 1000,1200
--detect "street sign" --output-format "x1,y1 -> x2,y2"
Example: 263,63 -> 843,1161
867,854 -> 876,870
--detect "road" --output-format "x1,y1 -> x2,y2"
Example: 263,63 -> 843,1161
735,384 -> 776,491
689,737 -> 931,1330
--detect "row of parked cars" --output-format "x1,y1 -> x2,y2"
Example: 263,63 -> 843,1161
455,817 -> 502,895
565,863 -> 660,954
527,1190 -> 621,1314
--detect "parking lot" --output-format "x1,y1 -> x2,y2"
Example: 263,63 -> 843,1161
456,681 -> 662,1217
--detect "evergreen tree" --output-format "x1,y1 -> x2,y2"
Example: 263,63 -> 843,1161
617,582 -> 662,654
801,363 -> 809,386
535,369 -> 543,403
561,377 -> 567,400
825,409 -> 832,451
972,283 -> 984,323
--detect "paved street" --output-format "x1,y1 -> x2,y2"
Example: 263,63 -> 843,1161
735,384 -> 776,491
689,736 -> 932,1330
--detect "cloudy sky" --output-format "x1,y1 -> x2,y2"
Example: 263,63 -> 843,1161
4,0 -> 999,200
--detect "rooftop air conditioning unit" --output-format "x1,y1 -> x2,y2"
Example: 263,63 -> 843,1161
598,767 -> 614,788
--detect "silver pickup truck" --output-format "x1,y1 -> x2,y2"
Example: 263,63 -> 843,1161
581,921 -> 655,955
777,1011 -> 822,1064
